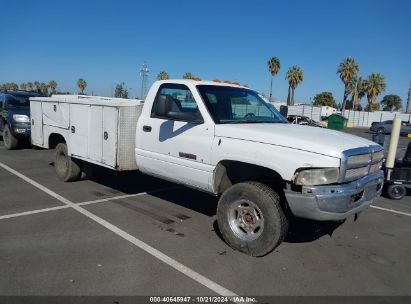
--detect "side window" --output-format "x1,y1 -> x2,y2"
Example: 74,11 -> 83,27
151,84 -> 201,120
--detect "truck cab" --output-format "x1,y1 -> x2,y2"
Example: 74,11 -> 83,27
0,90 -> 43,149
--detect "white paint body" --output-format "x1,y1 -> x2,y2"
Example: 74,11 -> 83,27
31,81 -> 377,195
30,95 -> 143,170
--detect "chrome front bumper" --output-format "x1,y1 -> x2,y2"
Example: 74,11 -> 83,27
285,171 -> 384,221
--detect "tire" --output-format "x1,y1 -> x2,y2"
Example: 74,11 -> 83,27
386,184 -> 406,200
3,125 -> 19,150
377,127 -> 385,135
217,181 -> 288,257
54,143 -> 81,182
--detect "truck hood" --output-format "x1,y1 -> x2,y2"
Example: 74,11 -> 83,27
215,123 -> 376,158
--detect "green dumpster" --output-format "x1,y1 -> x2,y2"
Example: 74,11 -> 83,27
327,114 -> 348,130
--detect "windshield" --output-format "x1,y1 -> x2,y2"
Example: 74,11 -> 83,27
197,85 -> 288,124
6,95 -> 30,108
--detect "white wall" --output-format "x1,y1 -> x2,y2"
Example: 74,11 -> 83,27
342,110 -> 411,127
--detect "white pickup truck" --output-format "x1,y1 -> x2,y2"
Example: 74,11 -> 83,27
30,80 -> 384,256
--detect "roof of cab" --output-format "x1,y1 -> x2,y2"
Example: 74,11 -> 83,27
154,79 -> 251,89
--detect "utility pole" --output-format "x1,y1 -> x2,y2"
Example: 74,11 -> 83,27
140,63 -> 149,100
406,81 -> 411,113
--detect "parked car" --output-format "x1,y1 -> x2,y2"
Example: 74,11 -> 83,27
0,89 -> 43,149
370,120 -> 411,135
287,115 -> 324,128
30,80 -> 384,256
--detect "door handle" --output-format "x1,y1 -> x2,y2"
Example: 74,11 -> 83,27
143,125 -> 152,132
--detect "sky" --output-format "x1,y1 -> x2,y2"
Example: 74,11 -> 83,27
1,0 -> 410,107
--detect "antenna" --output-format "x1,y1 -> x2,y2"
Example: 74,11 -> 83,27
140,62 -> 149,99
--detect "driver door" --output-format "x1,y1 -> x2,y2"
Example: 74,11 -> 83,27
136,83 -> 214,191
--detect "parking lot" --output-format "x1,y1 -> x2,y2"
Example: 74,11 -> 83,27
0,128 -> 410,298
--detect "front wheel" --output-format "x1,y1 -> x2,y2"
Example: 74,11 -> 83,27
386,184 -> 406,200
217,181 -> 288,257
3,125 -> 19,150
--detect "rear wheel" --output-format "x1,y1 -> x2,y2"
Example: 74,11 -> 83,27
3,125 -> 19,150
217,181 -> 288,257
386,184 -> 406,200
54,143 -> 81,182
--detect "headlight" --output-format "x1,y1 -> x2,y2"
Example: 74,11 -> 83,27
295,168 -> 339,186
13,114 -> 30,123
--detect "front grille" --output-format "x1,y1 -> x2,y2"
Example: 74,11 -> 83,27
340,146 -> 384,182
345,167 -> 369,179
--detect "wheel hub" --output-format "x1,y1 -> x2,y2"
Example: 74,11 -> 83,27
242,212 -> 255,225
228,200 -> 264,241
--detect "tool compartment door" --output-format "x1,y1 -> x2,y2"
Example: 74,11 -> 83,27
102,106 -> 118,167
30,101 -> 44,146
69,104 -> 89,157
88,106 -> 103,163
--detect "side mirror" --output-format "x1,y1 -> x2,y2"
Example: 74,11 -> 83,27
155,94 -> 172,117
167,111 -> 204,124
155,94 -> 203,124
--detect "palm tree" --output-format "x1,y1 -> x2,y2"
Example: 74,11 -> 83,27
347,75 -> 365,110
157,71 -> 169,80
337,57 -> 359,111
34,81 -> 41,91
77,78 -> 87,94
267,56 -> 281,101
182,72 -> 193,79
27,82 -> 33,91
285,65 -> 304,106
364,73 -> 386,109
19,83 -> 27,90
39,82 -> 49,96
49,80 -> 57,94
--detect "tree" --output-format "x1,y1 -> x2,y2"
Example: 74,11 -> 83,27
157,71 -> 169,80
0,82 -> 18,90
346,75 -> 365,110
337,57 -> 359,111
27,82 -> 34,91
19,83 -> 27,90
77,78 -> 87,94
313,92 -> 337,107
364,73 -> 386,110
267,56 -> 280,101
34,81 -> 41,91
285,65 -> 304,106
365,103 -> 380,112
49,80 -> 57,94
39,82 -> 49,96
381,94 -> 402,111
182,72 -> 193,79
114,82 -> 129,98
